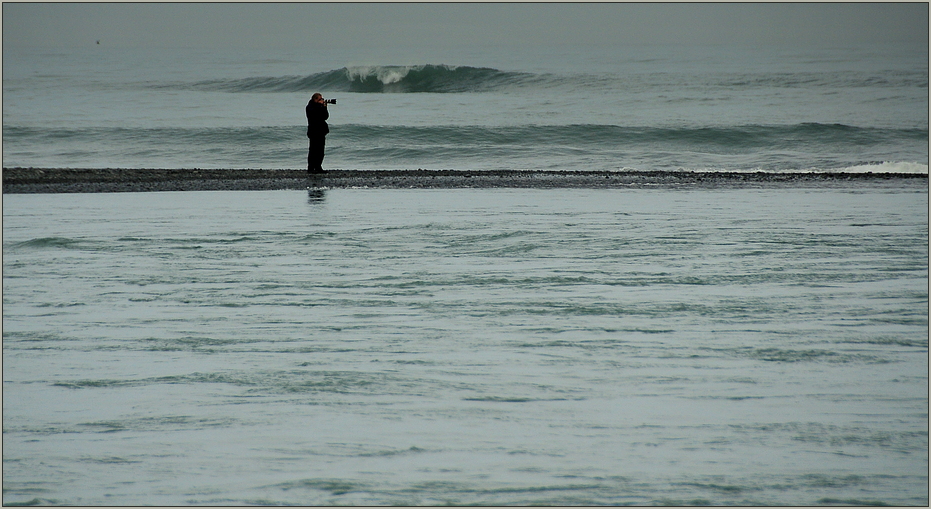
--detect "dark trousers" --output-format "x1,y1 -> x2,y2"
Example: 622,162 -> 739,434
308,136 -> 326,173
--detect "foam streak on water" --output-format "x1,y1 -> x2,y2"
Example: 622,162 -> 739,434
2,187 -> 928,505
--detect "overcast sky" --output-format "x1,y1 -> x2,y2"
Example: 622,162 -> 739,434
3,2 -> 928,51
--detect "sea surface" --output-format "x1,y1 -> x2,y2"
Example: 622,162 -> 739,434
3,186 -> 928,506
2,44 -> 928,173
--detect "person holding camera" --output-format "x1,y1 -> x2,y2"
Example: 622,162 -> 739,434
305,92 -> 334,174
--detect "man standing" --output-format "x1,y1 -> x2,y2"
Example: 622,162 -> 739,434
305,92 -> 329,174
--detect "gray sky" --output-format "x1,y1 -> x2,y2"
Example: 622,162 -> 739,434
3,2 -> 928,50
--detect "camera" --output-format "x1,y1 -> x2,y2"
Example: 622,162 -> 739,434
324,99 -> 337,105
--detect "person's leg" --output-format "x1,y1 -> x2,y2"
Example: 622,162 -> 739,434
316,137 -> 326,172
308,137 -> 326,173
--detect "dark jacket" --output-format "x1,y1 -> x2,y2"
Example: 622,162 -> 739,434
306,101 -> 329,138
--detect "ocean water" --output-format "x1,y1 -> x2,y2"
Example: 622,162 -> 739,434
2,44 -> 928,173
3,186 -> 928,506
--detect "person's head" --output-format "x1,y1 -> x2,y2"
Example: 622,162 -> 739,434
311,93 -> 324,104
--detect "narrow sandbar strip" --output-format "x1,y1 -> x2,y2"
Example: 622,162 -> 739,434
3,168 -> 927,193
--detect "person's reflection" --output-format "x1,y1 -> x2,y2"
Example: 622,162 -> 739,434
307,187 -> 326,204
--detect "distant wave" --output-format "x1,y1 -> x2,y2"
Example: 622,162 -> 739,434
4,123 -> 927,172
171,65 -> 541,93
719,70 -> 929,89
149,64 -> 928,94
356,123 -> 928,149
7,123 -> 925,148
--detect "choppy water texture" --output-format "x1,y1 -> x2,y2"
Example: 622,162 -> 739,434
3,187 -> 928,505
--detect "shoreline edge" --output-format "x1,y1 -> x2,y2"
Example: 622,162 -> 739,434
4,168 -> 927,193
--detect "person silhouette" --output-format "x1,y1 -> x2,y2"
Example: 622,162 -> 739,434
305,93 -> 329,174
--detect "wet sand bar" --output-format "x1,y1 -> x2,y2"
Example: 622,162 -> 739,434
3,168 -> 927,193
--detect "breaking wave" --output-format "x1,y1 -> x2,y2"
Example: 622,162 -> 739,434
174,65 -> 541,93
152,63 -> 928,94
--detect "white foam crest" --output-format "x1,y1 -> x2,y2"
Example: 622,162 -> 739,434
836,162 -> 929,174
345,65 -> 423,85
615,163 -> 929,174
